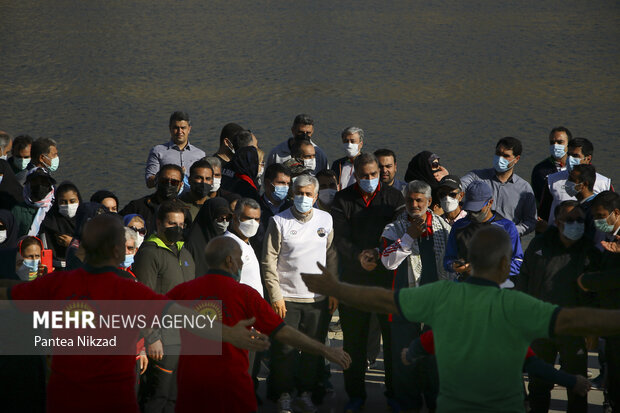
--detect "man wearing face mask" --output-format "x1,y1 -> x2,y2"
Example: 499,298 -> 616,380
261,174 -> 338,412
7,134 -> 32,175
179,159 -> 213,221
0,131 -> 12,161
531,126 -> 572,205
516,201 -> 598,412
332,126 -> 365,189
15,137 -> 60,186
443,181 -> 523,288
291,138 -> 317,174
316,169 -> 339,212
331,153 -> 405,411
437,175 -> 467,226
132,199 -> 195,413
120,164 -> 189,235
461,137 -> 537,236
12,169 -> 56,237
213,122 -> 244,185
541,138 -> 613,224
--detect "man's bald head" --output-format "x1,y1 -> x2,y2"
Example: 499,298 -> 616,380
467,226 -> 512,283
82,214 -> 125,266
204,236 -> 242,274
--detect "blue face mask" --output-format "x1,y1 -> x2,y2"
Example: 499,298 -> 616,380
549,144 -> 566,159
562,221 -> 584,241
294,195 -> 314,213
358,177 -> 379,194
567,156 -> 581,171
594,212 -> 618,234
272,185 -> 289,202
493,155 -> 512,173
122,254 -> 135,268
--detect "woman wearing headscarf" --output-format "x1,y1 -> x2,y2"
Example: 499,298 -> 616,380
123,213 -> 147,249
11,169 -> 55,237
90,190 -> 119,213
230,146 -> 260,201
404,151 -> 450,208
0,159 -> 24,210
0,210 -> 19,251
40,181 -> 82,266
185,197 -> 232,277
64,202 -> 110,270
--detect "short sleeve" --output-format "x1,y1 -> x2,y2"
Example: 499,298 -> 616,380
395,282 -> 445,324
246,286 -> 284,336
504,290 -> 559,342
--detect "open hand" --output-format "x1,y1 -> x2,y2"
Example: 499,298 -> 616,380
272,300 -> 287,319
601,235 -> 620,253
324,347 -> 352,369
301,262 -> 340,297
147,340 -> 164,361
228,317 -> 270,352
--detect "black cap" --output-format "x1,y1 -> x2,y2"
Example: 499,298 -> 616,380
438,174 -> 461,191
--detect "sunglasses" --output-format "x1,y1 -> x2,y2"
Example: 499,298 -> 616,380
159,178 -> 181,187
215,215 -> 232,223
443,191 -> 459,199
130,226 -> 147,236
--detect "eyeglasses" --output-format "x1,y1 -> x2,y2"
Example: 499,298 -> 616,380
564,217 -> 585,224
130,226 -> 147,236
159,178 -> 181,187
215,215 -> 232,223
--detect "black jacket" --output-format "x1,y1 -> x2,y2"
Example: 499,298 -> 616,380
581,241 -> 620,310
250,194 -> 292,259
531,157 -> 560,205
331,182 -> 405,288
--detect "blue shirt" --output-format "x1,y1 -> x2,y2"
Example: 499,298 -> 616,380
145,141 -> 206,183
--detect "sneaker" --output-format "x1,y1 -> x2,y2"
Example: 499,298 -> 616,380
278,393 -> 293,413
293,392 -> 317,413
344,397 -> 364,413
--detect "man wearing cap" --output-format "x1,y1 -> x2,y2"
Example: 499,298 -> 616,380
460,137 -> 537,236
443,180 -> 523,288
436,175 -> 467,226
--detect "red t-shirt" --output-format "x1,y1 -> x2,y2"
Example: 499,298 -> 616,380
9,266 -> 169,413
167,270 -> 285,413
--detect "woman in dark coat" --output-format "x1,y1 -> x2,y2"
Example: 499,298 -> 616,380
404,151 -> 450,207
230,146 -> 261,201
0,159 -> 24,210
0,210 -> 19,251
40,181 -> 82,265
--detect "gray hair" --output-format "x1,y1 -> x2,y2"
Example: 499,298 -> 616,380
234,197 -> 261,215
124,227 -> 138,245
205,236 -> 241,268
341,126 -> 364,142
468,227 -> 513,274
0,132 -> 11,149
203,156 -> 222,170
293,174 -> 319,195
404,180 -> 432,199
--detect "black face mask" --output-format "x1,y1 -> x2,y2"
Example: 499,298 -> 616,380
31,184 -> 52,201
157,183 -> 178,200
163,225 -> 184,243
190,181 -> 212,199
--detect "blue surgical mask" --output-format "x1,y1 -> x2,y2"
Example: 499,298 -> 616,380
122,254 -> 134,268
493,155 -> 512,173
45,155 -> 60,172
549,144 -> 566,160
594,212 -> 618,234
567,156 -> 581,171
564,181 -> 581,197
562,221 -> 584,241
272,185 -> 289,202
358,177 -> 379,194
18,259 -> 40,281
294,195 -> 314,213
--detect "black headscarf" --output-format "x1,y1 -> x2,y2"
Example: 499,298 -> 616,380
0,210 -> 19,251
231,146 -> 259,185
185,197 -> 232,277
90,190 -> 119,208
64,202 -> 112,270
404,151 -> 440,188
0,159 -> 24,210
40,181 -> 82,259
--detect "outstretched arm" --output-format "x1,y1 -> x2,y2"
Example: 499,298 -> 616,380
555,307 -> 620,337
274,325 -> 351,369
301,262 -> 399,315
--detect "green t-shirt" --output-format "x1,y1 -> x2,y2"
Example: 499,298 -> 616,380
396,278 -> 559,413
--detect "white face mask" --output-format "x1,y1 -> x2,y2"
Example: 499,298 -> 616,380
238,218 -> 259,238
58,203 -> 79,219
440,196 -> 460,214
0,230 -> 7,243
319,188 -> 337,206
343,143 -> 359,158
135,233 -> 145,249
214,220 -> 229,235
303,158 -> 316,170
211,177 -> 221,193
0,155 -> 6,161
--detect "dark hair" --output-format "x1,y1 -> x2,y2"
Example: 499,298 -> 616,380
554,200 -> 580,221
81,215 -> 125,265
572,164 -> 596,191
353,153 -> 378,171
374,148 -> 396,162
292,114 -> 314,128
231,130 -> 254,151
90,190 -> 118,207
159,164 -> 184,179
219,123 -> 244,144
169,111 -> 191,127
157,199 -> 187,222
496,137 -> 522,157
291,138 -> 313,159
316,169 -> 337,180
568,138 -> 594,158
31,137 -> 57,163
468,226 -> 512,274
12,135 -> 33,155
592,191 -> 620,213
189,159 -> 214,177
19,236 -> 42,256
56,182 -> 82,202
549,126 -> 572,141
264,163 -> 291,183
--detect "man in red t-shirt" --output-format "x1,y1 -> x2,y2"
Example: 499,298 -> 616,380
0,215 -> 269,413
167,236 -> 352,413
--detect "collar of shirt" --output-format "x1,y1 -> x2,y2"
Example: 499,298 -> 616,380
205,268 -> 237,281
464,276 -> 500,288
165,140 -> 195,151
493,170 -> 515,184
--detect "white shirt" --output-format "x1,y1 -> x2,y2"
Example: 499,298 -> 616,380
222,231 -> 264,297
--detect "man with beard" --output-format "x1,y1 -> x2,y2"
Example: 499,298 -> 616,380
179,159 -> 214,221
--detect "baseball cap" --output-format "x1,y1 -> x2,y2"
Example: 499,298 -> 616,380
463,180 -> 493,211
438,175 -> 461,191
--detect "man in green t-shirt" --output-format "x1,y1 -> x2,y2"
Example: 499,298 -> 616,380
302,226 -> 620,413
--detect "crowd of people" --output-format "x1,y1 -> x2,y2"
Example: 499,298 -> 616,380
0,113 -> 618,413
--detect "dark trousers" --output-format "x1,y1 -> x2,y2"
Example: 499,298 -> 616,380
606,335 -> 620,410
529,336 -> 587,413
144,344 -> 180,413
269,300 -> 330,396
367,313 -> 382,363
339,303 -> 394,401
